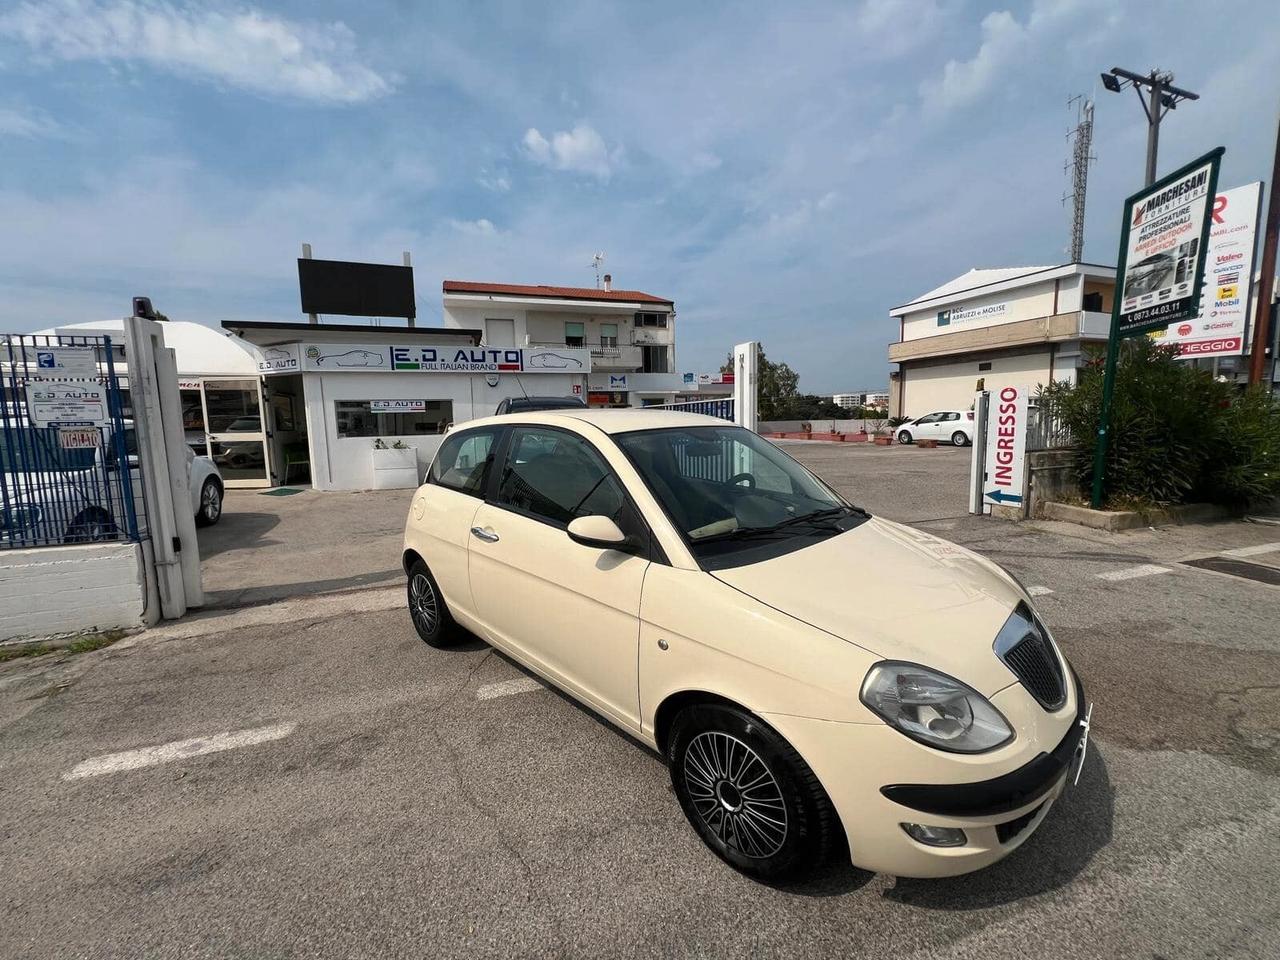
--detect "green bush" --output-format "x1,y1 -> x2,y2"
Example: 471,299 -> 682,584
1038,338 -> 1280,507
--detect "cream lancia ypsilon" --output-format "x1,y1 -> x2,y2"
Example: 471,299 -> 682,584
402,411 -> 1089,880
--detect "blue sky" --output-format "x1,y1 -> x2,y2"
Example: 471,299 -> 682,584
1,0 -> 1276,392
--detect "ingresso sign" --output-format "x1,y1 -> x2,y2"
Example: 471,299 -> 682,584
982,385 -> 1028,510
1152,181 -> 1262,359
272,343 -> 593,374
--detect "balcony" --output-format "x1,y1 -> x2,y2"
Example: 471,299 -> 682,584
889,311 -> 1109,363
528,341 -> 645,370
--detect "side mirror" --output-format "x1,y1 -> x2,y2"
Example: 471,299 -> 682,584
567,515 -> 631,551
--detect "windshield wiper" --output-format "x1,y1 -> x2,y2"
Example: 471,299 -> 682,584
691,506 -> 858,544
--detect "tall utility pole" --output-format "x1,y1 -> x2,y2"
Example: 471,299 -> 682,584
1063,96 -> 1095,262
1249,111 -> 1280,385
1100,67 -> 1200,186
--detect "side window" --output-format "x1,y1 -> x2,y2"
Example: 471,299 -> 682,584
497,427 -> 629,528
429,428 -> 498,497
945,412 -> 960,421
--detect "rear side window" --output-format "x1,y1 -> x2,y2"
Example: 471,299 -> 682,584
429,428 -> 498,497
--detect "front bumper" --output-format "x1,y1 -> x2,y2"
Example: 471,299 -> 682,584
763,671 -> 1086,878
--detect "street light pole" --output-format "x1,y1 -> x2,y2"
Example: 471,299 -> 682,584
1100,67 -> 1199,187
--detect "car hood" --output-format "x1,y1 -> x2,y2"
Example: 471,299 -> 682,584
710,517 -> 1025,696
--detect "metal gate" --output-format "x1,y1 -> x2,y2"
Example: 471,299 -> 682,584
0,334 -> 145,548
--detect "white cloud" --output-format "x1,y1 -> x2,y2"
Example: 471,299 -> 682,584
477,171 -> 511,192
0,0 -> 392,103
922,0 -> 1106,112
522,124 -> 615,179
0,105 -> 62,139
450,217 -> 498,236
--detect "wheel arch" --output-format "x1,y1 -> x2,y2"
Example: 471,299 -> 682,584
402,547 -> 424,574
654,688 -> 851,865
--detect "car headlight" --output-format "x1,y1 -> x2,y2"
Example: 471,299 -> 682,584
860,662 -> 1014,754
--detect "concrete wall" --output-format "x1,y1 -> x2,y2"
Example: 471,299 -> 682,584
0,543 -> 147,642
1028,449 -> 1081,519
900,349 -> 1058,419
761,419 -> 873,434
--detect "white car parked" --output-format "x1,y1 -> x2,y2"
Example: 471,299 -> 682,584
0,421 -> 224,544
402,411 -> 1086,881
896,410 -> 974,446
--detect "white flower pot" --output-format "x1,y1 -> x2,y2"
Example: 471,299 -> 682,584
371,447 -> 420,489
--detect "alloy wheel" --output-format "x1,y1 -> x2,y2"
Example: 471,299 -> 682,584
683,731 -> 788,859
202,483 -> 222,521
409,573 -> 439,636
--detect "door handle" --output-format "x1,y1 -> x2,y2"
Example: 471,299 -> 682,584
470,526 -> 500,543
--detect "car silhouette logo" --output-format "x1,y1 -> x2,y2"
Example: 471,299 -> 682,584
316,349 -> 385,368
526,352 -> 583,369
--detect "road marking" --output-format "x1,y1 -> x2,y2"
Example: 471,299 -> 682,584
64,722 -> 297,780
1096,564 -> 1172,582
1027,585 -> 1054,597
476,677 -> 545,700
1223,542 -> 1280,559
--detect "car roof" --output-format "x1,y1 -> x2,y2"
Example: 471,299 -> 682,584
466,408 -> 730,434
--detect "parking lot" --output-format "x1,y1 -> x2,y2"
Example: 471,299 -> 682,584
2,442 -> 1278,958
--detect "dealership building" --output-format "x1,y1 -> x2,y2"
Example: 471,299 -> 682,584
887,263 -> 1117,418
39,278 -> 681,491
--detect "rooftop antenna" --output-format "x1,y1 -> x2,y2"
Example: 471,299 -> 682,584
589,252 -> 606,288
1061,94 -> 1097,263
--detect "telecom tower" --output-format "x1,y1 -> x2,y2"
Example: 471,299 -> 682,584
1063,97 -> 1095,263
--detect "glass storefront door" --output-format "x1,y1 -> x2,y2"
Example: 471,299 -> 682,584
203,378 -> 269,486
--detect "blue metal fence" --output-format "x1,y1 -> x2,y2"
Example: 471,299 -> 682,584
647,397 -> 735,421
0,334 -> 144,548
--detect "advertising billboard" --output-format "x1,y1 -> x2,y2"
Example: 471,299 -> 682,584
272,343 -> 592,374
1115,149 -> 1222,338
297,258 -> 416,319
1151,182 -> 1262,359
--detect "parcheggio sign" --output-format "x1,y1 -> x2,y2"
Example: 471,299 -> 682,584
983,385 -> 1028,509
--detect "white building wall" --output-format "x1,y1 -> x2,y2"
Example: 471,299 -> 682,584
901,279 -> 1060,342
0,543 -> 147,641
304,370 -> 583,490
902,350 -> 1061,418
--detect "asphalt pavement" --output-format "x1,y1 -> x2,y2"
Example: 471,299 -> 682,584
2,442 -> 1278,958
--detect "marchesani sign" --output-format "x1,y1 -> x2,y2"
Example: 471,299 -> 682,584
1115,148 -> 1223,337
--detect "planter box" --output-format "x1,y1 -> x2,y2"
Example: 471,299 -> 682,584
1042,500 -> 1237,531
371,447 -> 420,490
873,436 -> 893,446
917,439 -> 939,449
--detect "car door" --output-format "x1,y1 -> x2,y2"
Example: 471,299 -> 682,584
467,425 -> 650,732
407,426 -> 503,623
939,411 -> 963,441
912,413 -> 941,439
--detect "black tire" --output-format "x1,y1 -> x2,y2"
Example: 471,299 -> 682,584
195,478 -> 223,527
951,431 -> 969,447
668,703 -> 839,881
407,558 -> 461,648
64,509 -> 117,544
897,430 -> 912,444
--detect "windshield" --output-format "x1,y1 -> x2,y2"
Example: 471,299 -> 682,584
615,425 -> 867,568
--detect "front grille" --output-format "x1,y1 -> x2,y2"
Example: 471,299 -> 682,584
996,803 -> 1043,844
994,606 -> 1067,711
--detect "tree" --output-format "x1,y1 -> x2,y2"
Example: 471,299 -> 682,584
722,347 -> 800,420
